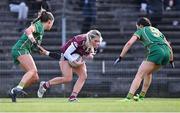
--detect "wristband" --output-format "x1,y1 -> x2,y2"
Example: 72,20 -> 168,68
45,51 -> 50,56
27,34 -> 35,42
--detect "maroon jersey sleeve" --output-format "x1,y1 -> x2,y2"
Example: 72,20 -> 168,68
73,34 -> 91,56
72,34 -> 86,48
61,34 -> 89,56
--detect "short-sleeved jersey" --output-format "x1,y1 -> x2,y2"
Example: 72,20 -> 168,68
134,26 -> 166,48
61,34 -> 92,56
12,20 -> 44,53
134,26 -> 171,65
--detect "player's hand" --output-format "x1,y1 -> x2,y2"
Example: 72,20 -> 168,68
170,61 -> 175,68
37,45 -> 48,55
113,56 -> 122,65
32,42 -> 42,53
85,53 -> 94,60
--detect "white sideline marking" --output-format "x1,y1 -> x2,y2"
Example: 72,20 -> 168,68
0,112 -> 180,113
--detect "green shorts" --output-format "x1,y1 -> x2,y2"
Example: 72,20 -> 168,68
11,49 -> 30,65
146,44 -> 171,65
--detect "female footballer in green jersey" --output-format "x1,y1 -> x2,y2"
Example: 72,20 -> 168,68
9,10 -> 54,102
114,17 -> 174,101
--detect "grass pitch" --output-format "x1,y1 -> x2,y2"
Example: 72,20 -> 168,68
0,98 -> 180,112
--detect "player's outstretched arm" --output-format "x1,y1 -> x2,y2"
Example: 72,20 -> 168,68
37,45 -> 61,60
114,35 -> 138,65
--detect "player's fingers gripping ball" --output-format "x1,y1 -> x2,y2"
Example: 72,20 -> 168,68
69,53 -> 84,68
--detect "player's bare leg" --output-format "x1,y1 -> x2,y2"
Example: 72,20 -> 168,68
68,63 -> 87,102
9,54 -> 39,102
37,61 -> 73,98
134,73 -> 152,101
125,61 -> 160,101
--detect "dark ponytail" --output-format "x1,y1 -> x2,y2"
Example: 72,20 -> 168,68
32,10 -> 54,24
137,17 -> 152,27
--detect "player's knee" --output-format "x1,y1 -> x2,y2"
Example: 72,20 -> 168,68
64,76 -> 72,82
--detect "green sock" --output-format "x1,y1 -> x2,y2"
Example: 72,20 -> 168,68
17,82 -> 25,89
139,91 -> 146,98
126,93 -> 134,99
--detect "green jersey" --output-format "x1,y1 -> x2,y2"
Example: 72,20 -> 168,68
134,26 -> 166,48
134,26 -> 171,65
12,20 -> 44,53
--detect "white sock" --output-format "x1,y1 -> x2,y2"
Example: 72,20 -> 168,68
16,85 -> 23,89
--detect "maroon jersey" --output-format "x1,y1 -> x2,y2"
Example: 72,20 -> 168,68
60,34 -> 92,56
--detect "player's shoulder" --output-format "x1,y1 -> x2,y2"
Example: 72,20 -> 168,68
134,28 -> 143,35
34,20 -> 43,28
75,34 -> 86,40
74,34 -> 87,45
33,20 -> 44,33
33,20 -> 40,25
146,26 -> 160,31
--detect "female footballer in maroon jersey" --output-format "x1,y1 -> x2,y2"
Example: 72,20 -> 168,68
37,30 -> 103,101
